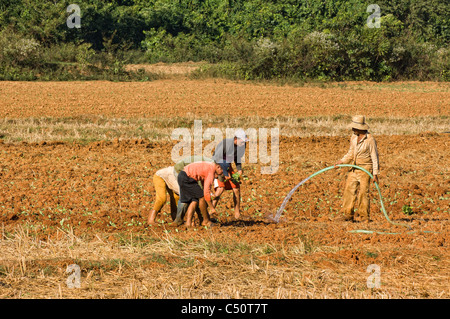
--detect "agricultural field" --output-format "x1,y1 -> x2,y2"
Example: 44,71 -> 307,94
0,74 -> 448,300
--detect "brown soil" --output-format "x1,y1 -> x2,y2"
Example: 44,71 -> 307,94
0,134 -> 447,250
0,80 -> 448,118
0,79 -> 448,298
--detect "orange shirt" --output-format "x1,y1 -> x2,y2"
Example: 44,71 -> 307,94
184,162 -> 216,201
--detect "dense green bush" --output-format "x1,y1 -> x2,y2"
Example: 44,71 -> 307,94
0,0 -> 448,81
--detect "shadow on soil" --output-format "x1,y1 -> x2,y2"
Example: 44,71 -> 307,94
218,218 -> 273,227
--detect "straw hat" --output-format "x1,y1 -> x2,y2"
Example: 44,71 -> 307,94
350,115 -> 370,130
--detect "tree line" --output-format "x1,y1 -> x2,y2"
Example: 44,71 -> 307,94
0,0 -> 448,81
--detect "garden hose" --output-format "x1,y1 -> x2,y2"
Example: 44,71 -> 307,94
272,164 -> 415,234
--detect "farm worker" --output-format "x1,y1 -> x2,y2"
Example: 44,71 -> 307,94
173,155 -> 215,225
173,155 -> 215,177
212,129 -> 248,219
212,176 -> 241,220
334,115 -> 380,222
147,166 -> 180,225
177,161 -> 223,227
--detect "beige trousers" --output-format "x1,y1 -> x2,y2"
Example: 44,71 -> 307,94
153,175 -> 179,220
342,166 -> 372,219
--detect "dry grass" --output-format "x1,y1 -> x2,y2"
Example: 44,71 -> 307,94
125,62 -> 205,76
1,224 -> 448,299
0,115 -> 448,143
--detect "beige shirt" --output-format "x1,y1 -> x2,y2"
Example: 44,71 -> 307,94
155,166 -> 180,195
340,133 -> 380,175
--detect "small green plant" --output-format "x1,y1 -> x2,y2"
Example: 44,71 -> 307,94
365,251 -> 378,258
231,172 -> 241,184
402,205 -> 414,216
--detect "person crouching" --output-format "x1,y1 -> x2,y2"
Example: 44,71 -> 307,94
177,161 -> 224,227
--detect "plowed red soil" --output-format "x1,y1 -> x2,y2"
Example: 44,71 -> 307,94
0,79 -> 448,298
0,80 -> 448,118
0,134 -> 448,248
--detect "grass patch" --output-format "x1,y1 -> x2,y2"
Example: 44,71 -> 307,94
0,115 -> 448,144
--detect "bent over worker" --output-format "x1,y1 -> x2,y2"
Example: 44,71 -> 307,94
173,155 -> 214,226
335,115 -> 380,222
147,166 -> 180,225
212,129 -> 248,219
177,161 -> 223,227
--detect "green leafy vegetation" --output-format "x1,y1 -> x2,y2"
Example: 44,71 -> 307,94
402,204 -> 414,216
0,0 -> 448,81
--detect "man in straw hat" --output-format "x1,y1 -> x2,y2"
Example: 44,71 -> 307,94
334,115 -> 380,222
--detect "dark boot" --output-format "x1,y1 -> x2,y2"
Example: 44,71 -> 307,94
173,202 -> 187,226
